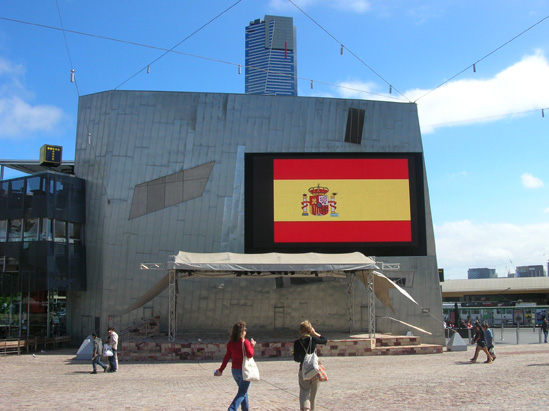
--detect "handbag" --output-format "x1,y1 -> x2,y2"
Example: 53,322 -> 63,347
300,338 -> 320,380
314,362 -> 328,382
103,344 -> 114,357
241,340 -> 260,382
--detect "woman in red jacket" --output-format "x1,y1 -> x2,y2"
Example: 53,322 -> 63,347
215,321 -> 256,411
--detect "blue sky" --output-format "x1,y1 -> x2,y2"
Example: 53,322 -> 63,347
1,0 -> 548,279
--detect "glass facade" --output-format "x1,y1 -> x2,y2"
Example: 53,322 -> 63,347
0,171 -> 86,339
245,16 -> 298,96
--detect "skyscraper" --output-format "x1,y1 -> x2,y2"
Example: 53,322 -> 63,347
245,15 -> 297,96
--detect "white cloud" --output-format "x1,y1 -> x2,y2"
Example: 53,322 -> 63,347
331,52 -> 549,133
0,96 -> 64,138
521,173 -> 544,189
544,207 -> 549,214
411,52 -> 549,133
0,57 -> 65,139
269,0 -> 371,14
435,220 -> 549,279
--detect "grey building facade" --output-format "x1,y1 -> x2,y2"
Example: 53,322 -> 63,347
72,90 -> 443,344
468,268 -> 497,279
516,265 -> 546,278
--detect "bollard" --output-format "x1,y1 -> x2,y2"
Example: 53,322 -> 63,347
500,323 -> 504,341
516,323 -> 520,345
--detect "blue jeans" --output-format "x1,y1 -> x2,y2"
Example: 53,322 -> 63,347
228,368 -> 250,411
92,355 -> 107,372
108,349 -> 117,371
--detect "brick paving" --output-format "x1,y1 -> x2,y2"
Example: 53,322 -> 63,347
1,344 -> 548,410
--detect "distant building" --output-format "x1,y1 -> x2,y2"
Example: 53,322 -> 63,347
516,265 -> 546,278
245,15 -> 297,96
468,268 -> 497,279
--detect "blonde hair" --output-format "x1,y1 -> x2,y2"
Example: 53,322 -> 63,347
299,320 -> 312,336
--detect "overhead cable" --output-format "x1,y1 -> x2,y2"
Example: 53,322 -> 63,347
287,0 -> 411,102
114,0 -> 243,89
0,16 -> 406,101
414,14 -> 549,103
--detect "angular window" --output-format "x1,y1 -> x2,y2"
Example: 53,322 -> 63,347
8,219 -> 22,242
23,218 -> 39,242
0,219 -> 6,242
69,222 -> 82,245
40,218 -> 53,241
344,107 -> 365,144
54,220 -> 67,243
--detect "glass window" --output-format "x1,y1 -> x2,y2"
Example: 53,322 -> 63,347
54,220 -> 67,243
68,222 -> 82,245
40,218 -> 52,241
8,219 -> 22,242
26,177 -> 41,195
9,180 -> 24,211
0,219 -> 6,242
23,218 -> 38,241
0,181 -> 7,210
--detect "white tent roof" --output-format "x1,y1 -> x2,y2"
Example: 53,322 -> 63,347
167,251 -> 378,273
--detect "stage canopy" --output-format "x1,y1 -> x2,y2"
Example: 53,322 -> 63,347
124,251 -> 418,338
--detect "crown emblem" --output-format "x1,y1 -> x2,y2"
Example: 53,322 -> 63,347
308,184 -> 329,196
301,184 -> 338,217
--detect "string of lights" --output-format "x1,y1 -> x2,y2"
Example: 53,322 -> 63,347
0,8 -> 547,127
54,1 -> 111,203
0,16 -> 406,101
413,14 -> 549,103
114,0 -> 243,90
287,0 -> 410,102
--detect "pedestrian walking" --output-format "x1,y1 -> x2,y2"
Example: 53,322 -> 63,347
542,318 -> 548,343
215,321 -> 256,411
105,327 -> 119,372
482,323 -> 496,361
90,333 -> 107,374
293,320 -> 328,411
470,323 -> 492,364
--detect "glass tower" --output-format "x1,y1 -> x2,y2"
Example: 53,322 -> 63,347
245,15 -> 298,96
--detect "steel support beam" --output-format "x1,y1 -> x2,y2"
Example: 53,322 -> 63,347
168,269 -> 176,342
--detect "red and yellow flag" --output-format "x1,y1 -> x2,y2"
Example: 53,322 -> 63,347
273,158 -> 412,243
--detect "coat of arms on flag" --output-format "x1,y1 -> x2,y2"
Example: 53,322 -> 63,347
301,184 -> 338,217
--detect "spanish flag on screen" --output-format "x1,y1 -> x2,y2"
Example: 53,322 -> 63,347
273,158 -> 412,243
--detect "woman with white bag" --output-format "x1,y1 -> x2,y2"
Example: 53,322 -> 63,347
215,321 -> 257,411
293,321 -> 327,411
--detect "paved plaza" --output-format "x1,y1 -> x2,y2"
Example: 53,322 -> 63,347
2,341 -> 549,410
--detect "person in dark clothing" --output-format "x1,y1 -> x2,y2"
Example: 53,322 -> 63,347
91,333 -> 107,374
542,318 -> 548,343
470,323 -> 492,363
293,321 -> 327,411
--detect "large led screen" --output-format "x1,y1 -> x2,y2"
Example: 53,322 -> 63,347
245,153 -> 427,256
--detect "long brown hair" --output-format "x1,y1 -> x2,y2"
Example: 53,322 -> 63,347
229,321 -> 246,342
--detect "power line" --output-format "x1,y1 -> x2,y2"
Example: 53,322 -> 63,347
114,0 -> 243,89
0,16 -> 406,101
287,0 -> 410,102
414,14 -> 549,103
54,1 -> 111,204
55,0 -> 80,97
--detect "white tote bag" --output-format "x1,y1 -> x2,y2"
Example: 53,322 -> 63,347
301,338 -> 320,380
103,344 -> 114,357
241,341 -> 260,382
